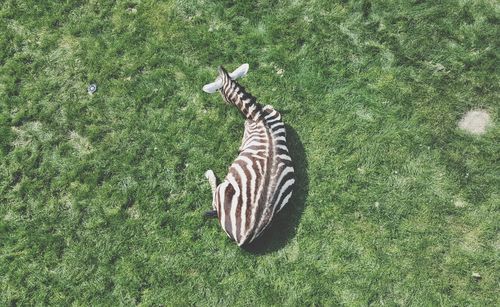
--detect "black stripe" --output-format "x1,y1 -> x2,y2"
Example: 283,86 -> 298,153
237,158 -> 254,242
231,161 -> 246,243
276,146 -> 290,155
274,178 -> 295,212
270,170 -> 294,205
223,183 -> 235,240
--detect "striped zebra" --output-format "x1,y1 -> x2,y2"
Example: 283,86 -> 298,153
202,64 -> 295,246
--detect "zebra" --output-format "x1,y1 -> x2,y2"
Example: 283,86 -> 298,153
202,64 -> 295,246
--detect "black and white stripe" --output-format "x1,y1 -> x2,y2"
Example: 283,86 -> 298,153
204,66 -> 295,246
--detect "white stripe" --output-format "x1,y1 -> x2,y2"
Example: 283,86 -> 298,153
251,164 -> 288,242
243,140 -> 260,150
244,139 -> 268,149
274,178 -> 295,211
230,191 -> 239,241
277,190 -> 293,212
249,151 -> 268,232
244,135 -> 266,145
276,144 -> 288,151
265,110 -> 277,119
270,121 -> 284,129
254,158 -> 264,175
248,104 -> 256,114
251,207 -> 272,242
250,137 -> 269,143
218,181 -> 230,236
243,136 -> 263,147
275,136 -> 286,142
229,84 -> 237,100
233,163 -> 248,243
272,163 -> 286,180
238,155 -> 257,241
246,129 -> 266,137
275,166 -> 294,190
277,154 -> 292,161
273,128 -> 286,135
227,174 -> 240,241
242,148 -> 267,155
266,118 -> 280,125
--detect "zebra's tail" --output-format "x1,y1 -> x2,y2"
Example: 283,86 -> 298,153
202,63 -> 249,93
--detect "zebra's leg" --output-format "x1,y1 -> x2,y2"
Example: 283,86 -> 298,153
204,169 -> 218,217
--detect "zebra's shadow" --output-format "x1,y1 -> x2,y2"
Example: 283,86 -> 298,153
242,124 -> 308,255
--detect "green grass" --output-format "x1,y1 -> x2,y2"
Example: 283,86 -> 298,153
1,0 -> 499,305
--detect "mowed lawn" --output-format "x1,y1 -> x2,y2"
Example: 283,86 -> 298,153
1,1 -> 498,305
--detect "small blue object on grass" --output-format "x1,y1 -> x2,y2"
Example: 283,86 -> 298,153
88,84 -> 97,94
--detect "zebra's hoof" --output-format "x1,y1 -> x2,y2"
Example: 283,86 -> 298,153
204,210 -> 218,218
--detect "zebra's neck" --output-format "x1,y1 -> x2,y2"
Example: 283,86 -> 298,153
219,69 -> 262,121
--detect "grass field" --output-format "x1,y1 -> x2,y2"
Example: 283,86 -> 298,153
1,0 -> 499,305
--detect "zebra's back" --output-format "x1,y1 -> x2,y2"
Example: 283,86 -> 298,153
216,106 -> 294,246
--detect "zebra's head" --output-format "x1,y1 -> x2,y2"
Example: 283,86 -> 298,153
202,63 -> 249,94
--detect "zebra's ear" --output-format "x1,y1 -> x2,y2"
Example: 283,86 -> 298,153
202,78 -> 222,93
229,63 -> 249,80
